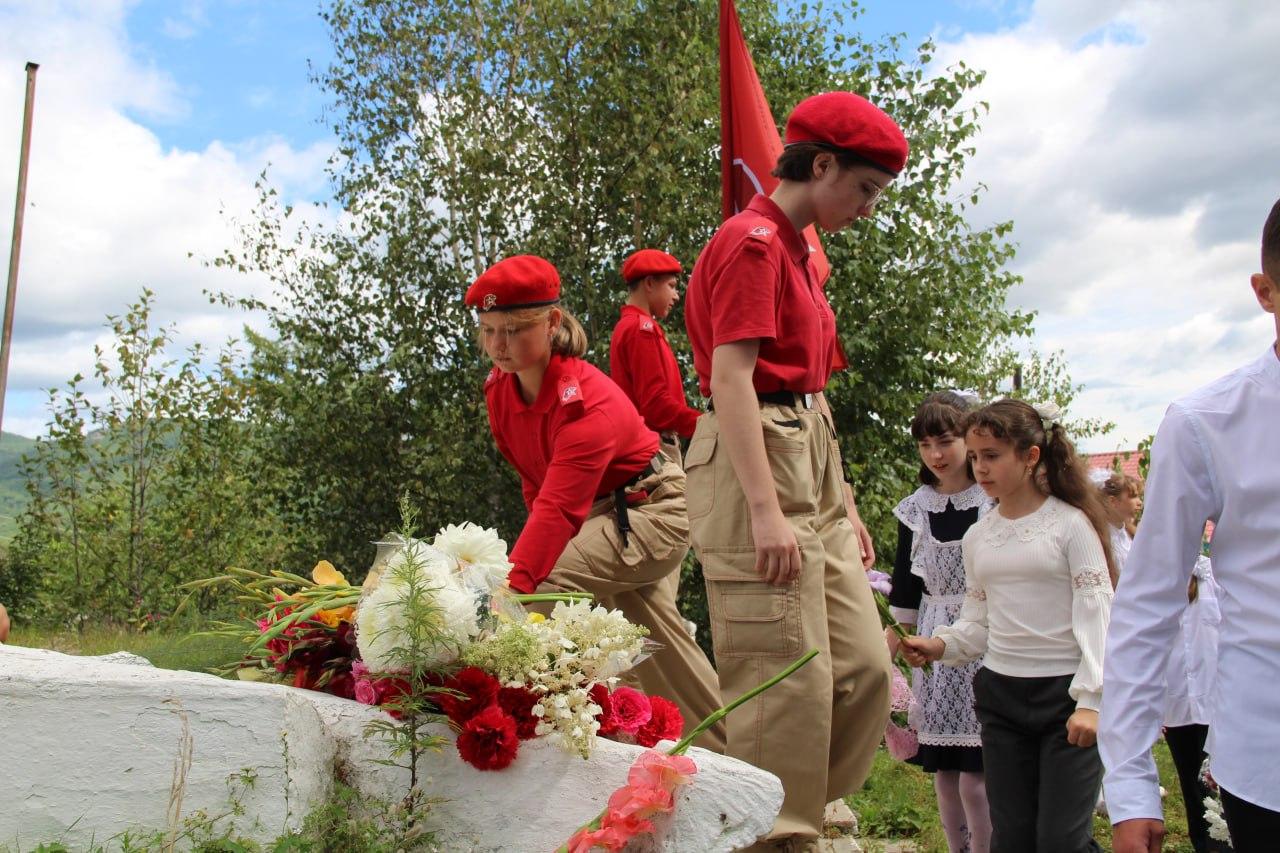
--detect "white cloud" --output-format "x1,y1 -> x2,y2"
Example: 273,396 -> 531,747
929,0 -> 1279,450
0,0 -> 334,437
161,0 -> 207,41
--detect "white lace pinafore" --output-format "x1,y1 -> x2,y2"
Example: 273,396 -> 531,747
893,484 -> 992,747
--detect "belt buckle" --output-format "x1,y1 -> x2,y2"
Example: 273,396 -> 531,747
801,392 -> 814,409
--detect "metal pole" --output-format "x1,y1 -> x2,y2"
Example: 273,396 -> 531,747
0,62 -> 38,437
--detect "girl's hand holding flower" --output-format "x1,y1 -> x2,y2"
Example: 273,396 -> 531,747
899,635 -> 944,668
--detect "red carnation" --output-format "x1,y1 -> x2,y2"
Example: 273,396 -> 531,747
635,695 -> 684,748
456,704 -> 520,771
590,683 -> 620,736
438,666 -> 501,726
610,686 -> 653,736
497,686 -> 541,740
372,675 -> 412,719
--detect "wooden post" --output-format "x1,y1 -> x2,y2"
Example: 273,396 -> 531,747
0,62 -> 39,437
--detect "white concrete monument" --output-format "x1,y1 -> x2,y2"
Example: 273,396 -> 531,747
1,644 -> 783,850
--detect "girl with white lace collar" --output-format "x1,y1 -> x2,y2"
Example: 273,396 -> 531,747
902,399 -> 1116,852
887,391 -> 994,853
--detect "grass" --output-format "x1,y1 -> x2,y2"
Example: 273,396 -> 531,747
848,743 -> 1197,852
6,623 -> 244,674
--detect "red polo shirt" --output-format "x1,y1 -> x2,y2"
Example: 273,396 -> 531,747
685,194 -> 845,396
485,354 -> 660,593
609,305 -> 701,438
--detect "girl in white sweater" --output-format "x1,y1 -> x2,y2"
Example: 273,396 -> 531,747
902,399 -> 1116,852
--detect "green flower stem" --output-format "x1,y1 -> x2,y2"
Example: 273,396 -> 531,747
508,592 -> 595,604
874,592 -> 908,639
874,591 -> 931,674
666,647 -> 818,757
247,593 -> 362,654
556,649 -> 820,853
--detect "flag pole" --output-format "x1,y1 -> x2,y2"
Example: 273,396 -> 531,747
1,61 -> 39,437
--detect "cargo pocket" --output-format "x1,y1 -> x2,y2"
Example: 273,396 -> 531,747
761,417 -> 817,517
683,435 -> 716,520
702,553 -> 801,658
602,503 -> 689,568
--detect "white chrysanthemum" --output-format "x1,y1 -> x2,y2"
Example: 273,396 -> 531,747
433,522 -> 512,592
356,539 -> 482,671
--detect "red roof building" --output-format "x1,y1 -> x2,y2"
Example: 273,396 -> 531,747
1085,450 -> 1143,482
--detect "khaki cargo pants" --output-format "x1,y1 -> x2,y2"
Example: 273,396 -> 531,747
538,453 -> 727,752
685,404 -> 891,848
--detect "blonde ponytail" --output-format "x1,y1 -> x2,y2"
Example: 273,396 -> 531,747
550,307 -> 588,357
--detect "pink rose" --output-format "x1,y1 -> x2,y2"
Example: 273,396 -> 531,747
609,686 -> 652,735
353,677 -> 378,706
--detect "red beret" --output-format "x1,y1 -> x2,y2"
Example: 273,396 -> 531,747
465,255 -> 561,311
621,249 -> 682,283
784,91 -> 908,176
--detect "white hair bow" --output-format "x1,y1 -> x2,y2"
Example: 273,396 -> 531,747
1031,401 -> 1062,433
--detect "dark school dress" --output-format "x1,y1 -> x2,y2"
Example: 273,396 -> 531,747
889,484 -> 991,773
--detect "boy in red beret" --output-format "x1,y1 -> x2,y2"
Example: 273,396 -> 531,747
465,255 -> 725,751
609,249 -> 702,460
684,90 -> 907,849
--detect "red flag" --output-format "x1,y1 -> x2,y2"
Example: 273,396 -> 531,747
719,0 -> 830,285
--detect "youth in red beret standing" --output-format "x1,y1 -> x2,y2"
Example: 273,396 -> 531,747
684,91 -> 907,848
609,249 -> 702,462
465,255 -> 725,750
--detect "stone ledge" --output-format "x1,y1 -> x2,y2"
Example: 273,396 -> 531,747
1,644 -> 783,850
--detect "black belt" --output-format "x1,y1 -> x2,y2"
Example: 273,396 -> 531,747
601,454 -> 662,551
707,390 -> 816,412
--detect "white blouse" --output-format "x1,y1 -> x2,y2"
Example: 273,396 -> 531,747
934,495 -> 1113,711
1109,525 -> 1132,575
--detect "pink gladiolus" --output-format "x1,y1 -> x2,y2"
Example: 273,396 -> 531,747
607,781 -> 673,821
567,820 -> 638,852
867,569 -> 893,597
628,750 -> 698,792
884,721 -> 919,761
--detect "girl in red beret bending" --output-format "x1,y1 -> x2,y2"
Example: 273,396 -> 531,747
683,91 -> 907,848
465,254 -> 724,751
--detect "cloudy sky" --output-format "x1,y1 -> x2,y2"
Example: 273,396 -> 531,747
0,1 -> 1275,451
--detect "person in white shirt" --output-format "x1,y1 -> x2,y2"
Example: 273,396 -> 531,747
901,399 -> 1116,852
1102,197 -> 1280,853
1162,555 -> 1228,853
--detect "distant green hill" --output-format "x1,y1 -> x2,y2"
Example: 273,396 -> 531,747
0,432 -> 36,539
